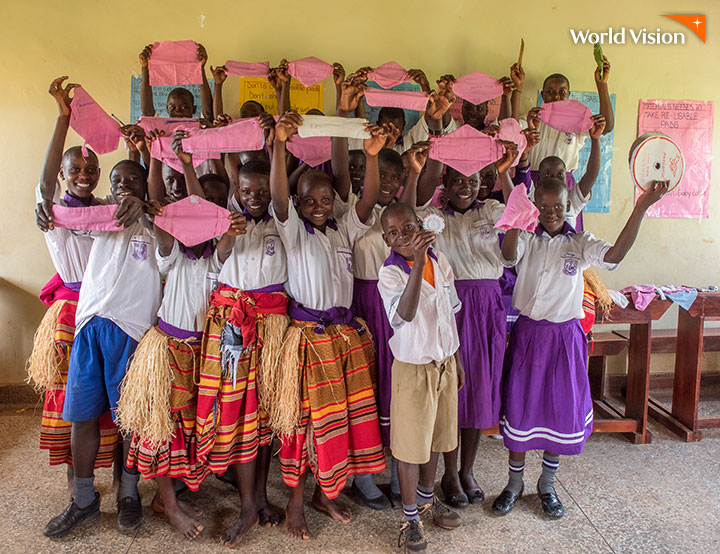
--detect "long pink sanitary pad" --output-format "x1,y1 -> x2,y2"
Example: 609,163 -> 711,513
148,40 -> 203,86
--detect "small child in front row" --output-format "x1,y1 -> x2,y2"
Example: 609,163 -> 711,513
493,177 -> 668,519
378,203 -> 465,553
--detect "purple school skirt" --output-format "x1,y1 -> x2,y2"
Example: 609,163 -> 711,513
455,280 -> 506,429
500,316 -> 592,455
352,278 -> 393,445
529,170 -> 583,231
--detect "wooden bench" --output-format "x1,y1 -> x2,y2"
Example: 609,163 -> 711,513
612,327 -> 720,354
588,331 -> 628,402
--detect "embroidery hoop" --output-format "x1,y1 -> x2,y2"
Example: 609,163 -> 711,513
629,132 -> 684,193
423,213 -> 446,234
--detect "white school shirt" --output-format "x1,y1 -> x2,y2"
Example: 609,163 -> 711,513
528,183 -> 592,231
400,117 -> 460,153
418,200 -> 512,281
272,202 -> 372,311
526,121 -> 589,172
217,197 -> 287,291
506,223 -> 618,322
378,249 -> 461,364
156,241 -> 221,332
75,222 -> 162,341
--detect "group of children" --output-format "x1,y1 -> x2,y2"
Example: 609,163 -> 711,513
27,43 -> 670,552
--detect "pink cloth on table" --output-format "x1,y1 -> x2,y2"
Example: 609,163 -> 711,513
453,72 -> 504,105
150,136 -> 220,173
286,136 -> 332,168
497,118 -> 527,167
368,62 -> 411,89
52,204 -> 120,232
155,195 -> 231,247
224,60 -> 270,77
539,100 -> 594,133
137,116 -> 199,135
364,88 -> 429,111
287,56 -> 333,87
182,119 -> 264,154
620,285 -> 658,311
428,125 -> 505,176
148,40 -> 202,86
494,184 -> 539,232
69,87 -> 121,155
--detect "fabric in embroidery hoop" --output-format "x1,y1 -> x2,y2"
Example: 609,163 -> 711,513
629,132 -> 684,193
423,213 -> 446,234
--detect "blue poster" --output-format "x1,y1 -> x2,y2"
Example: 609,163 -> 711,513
130,75 -> 214,123
363,81 -> 421,133
537,91 -> 616,213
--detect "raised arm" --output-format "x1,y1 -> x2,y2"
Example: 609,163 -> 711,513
270,112 -> 303,222
577,115 -> 606,198
139,44 -> 155,117
416,85 -> 454,206
509,63 -> 524,121
594,56 -> 614,134
332,74 -> 367,202
210,65 -> 227,119
354,125 -> 387,223
398,143 -> 430,207
501,228 -> 521,263
423,74 -> 455,129
495,140 -> 519,203
268,59 -> 291,115
394,230 -> 435,322
171,130 -> 204,198
498,76 -> 516,121
196,44 -> 213,121
147,156 -> 175,255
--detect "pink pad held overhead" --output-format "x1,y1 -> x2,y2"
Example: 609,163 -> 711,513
494,184 -> 539,232
69,87 -> 121,155
150,136 -> 220,174
224,60 -> 270,77
428,125 -> 505,176
364,89 -> 429,111
497,118 -> 527,167
155,195 -> 231,247
286,136 -> 332,168
368,62 -> 412,89
137,116 -> 199,136
52,204 -> 121,232
182,119 -> 265,154
453,72 -> 504,105
287,56 -> 333,87
148,40 -> 203,86
539,100 -> 594,133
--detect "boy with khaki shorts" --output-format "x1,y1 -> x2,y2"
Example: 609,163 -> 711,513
378,203 -> 465,553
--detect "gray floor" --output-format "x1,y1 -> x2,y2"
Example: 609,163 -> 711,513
2,389 -> 719,554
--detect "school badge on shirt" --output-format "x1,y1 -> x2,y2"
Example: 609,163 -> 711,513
561,252 -> 579,276
130,236 -> 150,262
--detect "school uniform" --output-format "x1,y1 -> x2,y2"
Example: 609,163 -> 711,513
274,204 -> 385,500
500,222 -> 617,455
400,117 -> 460,153
378,248 -> 462,464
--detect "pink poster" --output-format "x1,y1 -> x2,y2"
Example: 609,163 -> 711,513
636,100 -> 714,218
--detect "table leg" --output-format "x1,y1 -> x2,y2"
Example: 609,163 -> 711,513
624,323 -> 652,444
671,309 -> 704,441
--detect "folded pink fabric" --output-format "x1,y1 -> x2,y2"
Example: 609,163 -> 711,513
150,136 -> 220,173
493,184 -> 539,232
286,136 -> 332,168
364,88 -> 429,111
497,118 -> 527,167
148,40 -> 203,86
287,56 -> 333,87
620,285 -> 657,311
52,204 -> 121,232
137,116 -> 199,135
453,72 -> 504,105
428,125 -> 505,176
69,87 -> 121,155
539,100 -> 594,133
155,195 -> 231,246
368,62 -> 412,89
225,60 -> 270,77
182,119 -> 265,154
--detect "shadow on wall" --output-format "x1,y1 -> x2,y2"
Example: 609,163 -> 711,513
0,278 -> 46,385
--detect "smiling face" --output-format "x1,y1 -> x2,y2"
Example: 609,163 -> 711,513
162,164 -> 187,202
166,89 -> 195,118
348,150 -> 366,194
461,100 -> 489,130
60,148 -> 100,199
378,158 -> 403,206
541,77 -> 570,104
235,173 -> 271,218
381,205 -> 421,260
444,164 -> 496,212
110,161 -> 147,202
296,172 -> 335,229
534,183 -> 569,236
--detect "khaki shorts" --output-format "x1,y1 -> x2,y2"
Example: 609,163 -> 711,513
390,356 -> 458,464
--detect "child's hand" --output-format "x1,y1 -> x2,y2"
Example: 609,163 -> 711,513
407,69 -> 431,92
275,111 -> 302,142
521,128 -> 540,152
589,114 -> 606,140
171,129 -> 192,164
438,74 -> 456,86
510,63 -> 524,91
495,140 -> 519,174
114,196 -> 146,228
211,65 -> 227,84
526,107 -> 541,130
594,55 -> 611,84
338,78 -> 366,113
332,63 -> 346,86
258,112 -> 276,145
411,229 -> 436,260
382,121 -> 403,149
213,113 -> 232,127
226,212 -> 248,236
49,76 -> 78,117
637,180 -> 669,210
139,44 -> 153,67
499,76 -> 516,96
198,117 -> 213,129
120,124 -> 149,153
196,43 -> 208,66
482,124 -> 500,137
268,59 -> 291,90
145,199 -> 164,217
405,142 -> 430,174
363,124 -> 389,157
146,128 -> 166,142
36,200 -> 55,232
425,82 -> 455,122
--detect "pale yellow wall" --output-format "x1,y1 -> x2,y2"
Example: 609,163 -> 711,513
1,0 -> 719,382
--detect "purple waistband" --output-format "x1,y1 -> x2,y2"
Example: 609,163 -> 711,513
353,278 -> 379,285
288,299 -> 363,335
220,282 -> 285,294
64,281 -> 82,292
454,279 -> 500,290
516,315 -> 581,327
158,318 -> 203,340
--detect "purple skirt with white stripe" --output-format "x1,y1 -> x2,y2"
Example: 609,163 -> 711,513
455,280 -> 506,429
500,316 -> 592,455
352,278 -> 393,445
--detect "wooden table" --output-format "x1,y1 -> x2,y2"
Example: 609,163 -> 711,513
591,296 -> 672,444
648,291 -> 720,441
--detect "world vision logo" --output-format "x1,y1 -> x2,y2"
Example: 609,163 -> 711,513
570,14 -> 705,45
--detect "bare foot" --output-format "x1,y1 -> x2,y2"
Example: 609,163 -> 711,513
258,499 -> 280,527
165,502 -> 204,540
311,488 -> 352,524
284,498 -> 310,540
220,510 -> 259,547
151,490 -> 203,518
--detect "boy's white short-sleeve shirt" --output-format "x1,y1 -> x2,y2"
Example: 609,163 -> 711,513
527,121 -> 589,172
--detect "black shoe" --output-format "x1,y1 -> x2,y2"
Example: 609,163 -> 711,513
443,491 -> 469,509
117,496 -> 143,535
351,480 -> 391,510
390,490 -> 403,508
537,485 -> 565,518
491,486 -> 523,516
398,519 -> 428,552
44,493 -> 100,538
464,487 -> 485,504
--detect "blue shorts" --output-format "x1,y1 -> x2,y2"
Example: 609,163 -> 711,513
62,316 -> 139,422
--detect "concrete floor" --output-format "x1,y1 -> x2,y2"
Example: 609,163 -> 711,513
2,389 -> 719,554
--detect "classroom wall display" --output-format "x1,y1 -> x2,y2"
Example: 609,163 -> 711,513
129,76 -> 213,122
238,77 -> 324,116
363,81 -> 421,132
636,99 -> 714,218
